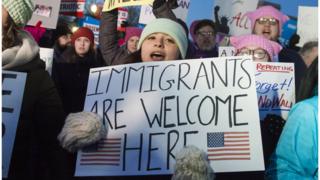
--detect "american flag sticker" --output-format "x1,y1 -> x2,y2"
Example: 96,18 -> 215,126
207,132 -> 250,161
80,138 -> 121,166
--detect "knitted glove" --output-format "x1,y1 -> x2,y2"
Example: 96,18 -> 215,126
172,145 -> 215,180
57,111 -> 107,152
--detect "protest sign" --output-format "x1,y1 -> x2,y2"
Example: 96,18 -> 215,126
139,0 -> 190,25
218,49 -> 295,120
219,46 -> 236,57
60,0 -> 85,17
297,6 -> 318,47
2,71 -> 27,178
27,0 -> 61,29
103,0 -> 153,12
83,16 -> 101,45
254,62 -> 295,120
279,19 -> 297,47
39,48 -> 54,75
75,56 -> 264,176
213,0 -> 258,36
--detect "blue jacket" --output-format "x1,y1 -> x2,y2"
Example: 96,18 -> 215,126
265,95 -> 318,180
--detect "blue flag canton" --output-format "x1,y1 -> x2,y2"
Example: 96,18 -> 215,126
207,132 -> 224,148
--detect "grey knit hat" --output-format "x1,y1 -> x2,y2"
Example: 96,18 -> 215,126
3,0 -> 34,27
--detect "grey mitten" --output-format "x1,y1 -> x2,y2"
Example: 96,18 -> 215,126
57,111 -> 107,152
172,145 -> 215,180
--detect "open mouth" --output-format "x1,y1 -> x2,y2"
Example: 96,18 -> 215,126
262,30 -> 271,36
150,52 -> 165,61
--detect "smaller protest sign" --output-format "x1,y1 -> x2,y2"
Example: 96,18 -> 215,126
27,0 -> 61,29
82,16 -> 101,45
103,0 -> 153,12
39,48 -> 54,75
2,71 -> 27,178
60,0 -> 86,17
297,6 -> 318,47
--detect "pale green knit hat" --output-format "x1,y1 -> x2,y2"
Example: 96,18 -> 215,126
138,18 -> 188,59
3,0 -> 34,27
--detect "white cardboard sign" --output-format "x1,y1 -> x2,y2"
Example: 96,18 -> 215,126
39,48 -> 54,75
254,62 -> 295,120
213,0 -> 258,35
75,56 -> 264,176
297,6 -> 318,47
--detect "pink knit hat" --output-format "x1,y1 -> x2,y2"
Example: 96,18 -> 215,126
124,27 -> 142,42
230,34 -> 282,61
245,6 -> 289,34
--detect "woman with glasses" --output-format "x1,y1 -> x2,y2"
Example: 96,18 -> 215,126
230,34 -> 282,62
245,5 -> 307,93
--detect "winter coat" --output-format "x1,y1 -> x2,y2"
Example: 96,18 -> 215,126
52,47 -> 101,115
99,10 -> 131,66
265,93 -> 318,180
186,42 -> 219,59
2,30 -> 69,180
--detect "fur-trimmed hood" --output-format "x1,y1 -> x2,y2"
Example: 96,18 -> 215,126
2,30 -> 40,70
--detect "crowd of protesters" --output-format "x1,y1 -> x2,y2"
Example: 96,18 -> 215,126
2,0 -> 318,179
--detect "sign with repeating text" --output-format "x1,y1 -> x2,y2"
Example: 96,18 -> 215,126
2,71 -> 27,178
27,0 -> 61,29
254,62 -> 295,120
139,0 -> 190,25
75,56 -> 264,176
297,6 -> 318,47
213,0 -> 258,35
103,0 -> 153,12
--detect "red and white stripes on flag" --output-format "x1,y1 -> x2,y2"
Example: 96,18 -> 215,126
80,138 -> 121,166
207,132 -> 250,161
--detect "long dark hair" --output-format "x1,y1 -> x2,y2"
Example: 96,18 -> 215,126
2,16 -> 20,51
296,57 -> 318,102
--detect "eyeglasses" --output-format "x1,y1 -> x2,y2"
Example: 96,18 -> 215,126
197,31 -> 215,37
236,48 -> 268,60
256,17 -> 278,26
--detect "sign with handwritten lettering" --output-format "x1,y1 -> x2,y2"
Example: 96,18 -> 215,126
75,56 -> 264,176
2,71 -> 27,178
254,62 -> 295,120
139,0 -> 190,25
213,0 -> 258,35
218,49 -> 295,120
219,46 -> 236,57
103,0 -> 153,12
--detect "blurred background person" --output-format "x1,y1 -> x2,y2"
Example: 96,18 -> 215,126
299,41 -> 318,67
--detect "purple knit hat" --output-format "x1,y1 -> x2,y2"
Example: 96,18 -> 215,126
245,5 -> 289,34
230,34 -> 282,61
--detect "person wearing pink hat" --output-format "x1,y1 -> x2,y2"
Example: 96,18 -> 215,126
230,34 -> 282,62
246,5 -> 289,41
99,9 -> 144,65
124,27 -> 142,53
246,5 -> 307,93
